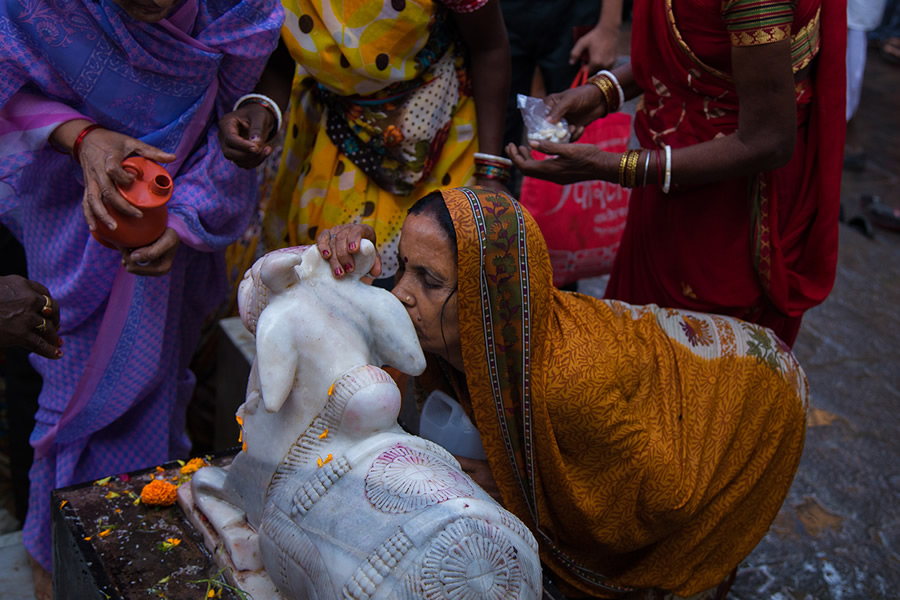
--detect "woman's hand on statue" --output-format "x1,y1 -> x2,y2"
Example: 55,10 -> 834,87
0,275 -> 62,359
316,224 -> 381,279
218,103 -> 276,169
506,140 -> 613,185
544,85 -> 608,128
120,228 -> 180,277
75,127 -> 176,233
456,456 -> 502,503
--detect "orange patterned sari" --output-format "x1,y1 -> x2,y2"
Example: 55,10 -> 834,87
432,187 -> 809,597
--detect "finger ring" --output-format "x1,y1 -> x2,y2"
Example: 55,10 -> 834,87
330,235 -> 336,240
41,294 -> 53,315
35,317 -> 48,334
135,260 -> 150,266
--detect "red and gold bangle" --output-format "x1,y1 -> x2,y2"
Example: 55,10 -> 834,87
474,152 -> 512,184
71,123 -> 103,162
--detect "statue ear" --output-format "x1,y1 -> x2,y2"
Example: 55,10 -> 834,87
352,239 -> 377,279
369,295 -> 427,376
254,307 -> 297,413
260,251 -> 303,294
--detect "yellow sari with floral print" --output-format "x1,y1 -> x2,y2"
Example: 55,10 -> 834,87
263,0 -> 481,278
426,187 -> 809,598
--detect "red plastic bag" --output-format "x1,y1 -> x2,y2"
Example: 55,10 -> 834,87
518,110 -> 632,287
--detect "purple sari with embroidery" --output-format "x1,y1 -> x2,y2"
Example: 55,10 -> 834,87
0,0 -> 282,568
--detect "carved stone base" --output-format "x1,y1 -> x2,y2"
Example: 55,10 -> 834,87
176,471 -> 282,600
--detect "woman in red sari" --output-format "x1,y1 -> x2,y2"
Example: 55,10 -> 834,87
507,0 -> 846,347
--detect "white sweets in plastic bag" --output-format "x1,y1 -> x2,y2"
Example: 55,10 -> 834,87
517,93 -> 571,143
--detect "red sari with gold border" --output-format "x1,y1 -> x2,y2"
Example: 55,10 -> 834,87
604,0 -> 846,347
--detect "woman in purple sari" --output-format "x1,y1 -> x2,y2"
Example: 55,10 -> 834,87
0,0 -> 282,593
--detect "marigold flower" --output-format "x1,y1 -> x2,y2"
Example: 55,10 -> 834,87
180,457 -> 207,476
140,478 -> 178,506
98,529 -> 112,538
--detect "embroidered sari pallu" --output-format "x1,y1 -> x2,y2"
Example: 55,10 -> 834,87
606,0 -> 845,347
437,187 -> 809,598
264,0 -> 486,277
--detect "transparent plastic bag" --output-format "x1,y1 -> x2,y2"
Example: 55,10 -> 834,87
516,94 -> 571,143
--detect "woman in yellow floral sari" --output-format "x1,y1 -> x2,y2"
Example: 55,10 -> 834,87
319,186 -> 809,599
220,0 -> 509,281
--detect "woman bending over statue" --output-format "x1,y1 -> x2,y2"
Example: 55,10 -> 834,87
316,187 -> 808,599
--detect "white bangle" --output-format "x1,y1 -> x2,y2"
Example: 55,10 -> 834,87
594,70 -> 625,111
233,93 -> 283,141
473,152 -> 513,167
662,145 -> 672,194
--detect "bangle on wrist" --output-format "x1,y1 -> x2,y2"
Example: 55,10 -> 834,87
234,93 -> 283,142
662,145 -> 673,194
473,152 -> 512,167
474,152 -> 512,184
72,123 -> 104,162
641,149 -> 651,187
592,69 -> 625,112
587,75 -> 618,114
617,151 -> 629,187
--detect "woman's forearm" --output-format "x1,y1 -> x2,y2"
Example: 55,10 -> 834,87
252,37 -> 296,115
452,0 -> 510,156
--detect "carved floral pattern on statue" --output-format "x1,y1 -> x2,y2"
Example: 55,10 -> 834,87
420,518 -> 523,599
365,444 -> 474,513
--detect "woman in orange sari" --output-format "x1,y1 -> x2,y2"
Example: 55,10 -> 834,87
507,0 -> 846,347
319,186 -> 809,599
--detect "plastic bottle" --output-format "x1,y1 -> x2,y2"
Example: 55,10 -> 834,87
418,389 -> 487,460
91,156 -> 173,249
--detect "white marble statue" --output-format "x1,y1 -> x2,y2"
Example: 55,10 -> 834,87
180,241 -> 542,599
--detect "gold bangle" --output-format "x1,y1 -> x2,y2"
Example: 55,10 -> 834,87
627,150 -> 641,188
617,151 -> 630,187
588,75 -> 616,113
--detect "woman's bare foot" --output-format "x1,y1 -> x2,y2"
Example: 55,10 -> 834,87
27,553 -> 52,600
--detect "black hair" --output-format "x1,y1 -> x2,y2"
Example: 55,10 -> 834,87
407,191 -> 457,255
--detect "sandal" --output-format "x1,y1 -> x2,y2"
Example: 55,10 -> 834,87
881,38 -> 900,65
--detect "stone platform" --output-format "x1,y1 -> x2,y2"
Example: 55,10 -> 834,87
51,454 -> 243,600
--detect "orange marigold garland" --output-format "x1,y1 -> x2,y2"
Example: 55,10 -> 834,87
140,478 -> 178,506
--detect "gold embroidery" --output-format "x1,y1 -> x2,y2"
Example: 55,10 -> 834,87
791,7 -> 821,72
730,24 -> 791,46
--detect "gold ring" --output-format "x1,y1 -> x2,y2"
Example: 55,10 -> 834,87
35,317 -> 48,334
41,294 -> 53,315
